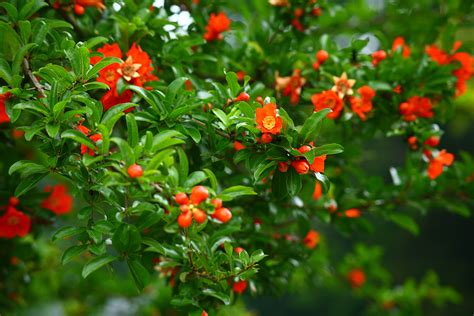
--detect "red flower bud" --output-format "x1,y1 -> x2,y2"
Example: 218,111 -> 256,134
177,211 -> 192,228
74,4 -> 85,15
190,186 -> 209,205
175,192 -> 189,205
316,50 -> 329,63
193,209 -> 207,224
291,160 -> 310,174
235,92 -> 250,102
213,207 -> 232,223
424,136 -> 440,147
127,164 -> 143,178
211,198 -> 223,209
261,133 -> 273,144
278,162 -> 289,173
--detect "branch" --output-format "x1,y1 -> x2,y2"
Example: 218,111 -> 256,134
23,58 -> 46,98
191,117 -> 231,139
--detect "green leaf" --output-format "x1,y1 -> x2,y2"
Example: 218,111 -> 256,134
286,168 -> 302,196
82,255 -> 117,279
203,168 -> 218,191
45,123 -> 60,138
18,20 -> 31,43
0,58 -> 13,84
165,77 -> 188,104
127,259 -> 150,290
202,288 -> 231,305
125,113 -> 139,148
272,171 -> 288,199
12,43 -> 37,75
14,173 -> 47,197
66,46 -> 90,80
52,226 -> 86,242
14,101 -> 49,116
147,149 -> 175,170
86,57 -> 121,80
387,213 -> 419,235
9,160 -> 46,175
97,124 -> 110,155
176,147 -> 189,186
112,224 -> 142,253
19,0 -> 48,20
61,245 -> 88,265
101,103 -> 136,125
299,109 -> 331,144
251,249 -> 266,263
218,185 -> 257,201
61,129 -> 96,150
225,71 -> 240,97
212,109 -> 229,127
0,3 -> 18,21
111,137 -> 135,166
183,171 -> 207,188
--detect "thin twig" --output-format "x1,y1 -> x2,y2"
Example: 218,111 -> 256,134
23,58 -> 46,98
191,117 -> 231,139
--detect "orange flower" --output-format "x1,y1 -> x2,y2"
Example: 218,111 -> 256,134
451,52 -> 473,96
311,90 -> 343,119
357,86 -> 376,101
392,37 -> 410,58
331,72 -> 356,98
310,155 -> 326,173
0,93 -> 11,124
91,43 -> 158,110
255,103 -> 283,135
350,97 -> 373,121
347,268 -> 366,288
399,96 -> 433,121
313,182 -> 323,200
204,12 -> 231,42
41,185 -> 74,215
75,0 -> 105,10
427,150 -> 454,180
0,206 -> 31,238
275,69 -> 306,104
303,230 -> 320,249
232,280 -> 248,294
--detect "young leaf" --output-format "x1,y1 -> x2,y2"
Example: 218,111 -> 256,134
82,255 -> 117,279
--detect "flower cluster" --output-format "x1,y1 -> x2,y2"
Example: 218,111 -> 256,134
174,186 -> 232,228
275,69 -> 306,104
399,96 -> 433,121
91,43 -> 158,110
0,185 -> 72,239
77,123 -> 102,156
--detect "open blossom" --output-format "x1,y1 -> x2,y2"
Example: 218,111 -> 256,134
275,69 -> 306,104
41,185 -> 74,215
310,155 -> 326,173
392,37 -> 410,58
311,90 -> 344,119
399,96 -> 433,121
0,93 -> 11,124
204,12 -> 231,42
0,206 -> 31,238
255,103 -> 283,135
350,86 -> 376,121
91,43 -> 158,111
427,150 -> 454,180
331,72 -> 356,98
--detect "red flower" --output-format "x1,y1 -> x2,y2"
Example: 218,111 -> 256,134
0,93 -> 11,124
311,90 -> 344,119
303,230 -> 320,249
392,37 -> 410,58
92,43 -> 158,110
0,206 -> 31,238
204,12 -> 231,42
425,45 -> 450,65
41,185 -> 73,215
427,150 -> 454,180
350,97 -> 373,121
275,69 -> 306,104
255,103 -> 283,135
399,96 -> 433,121
451,52 -> 473,96
358,86 -> 376,101
310,155 -> 326,173
371,50 -> 387,66
347,268 -> 366,288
